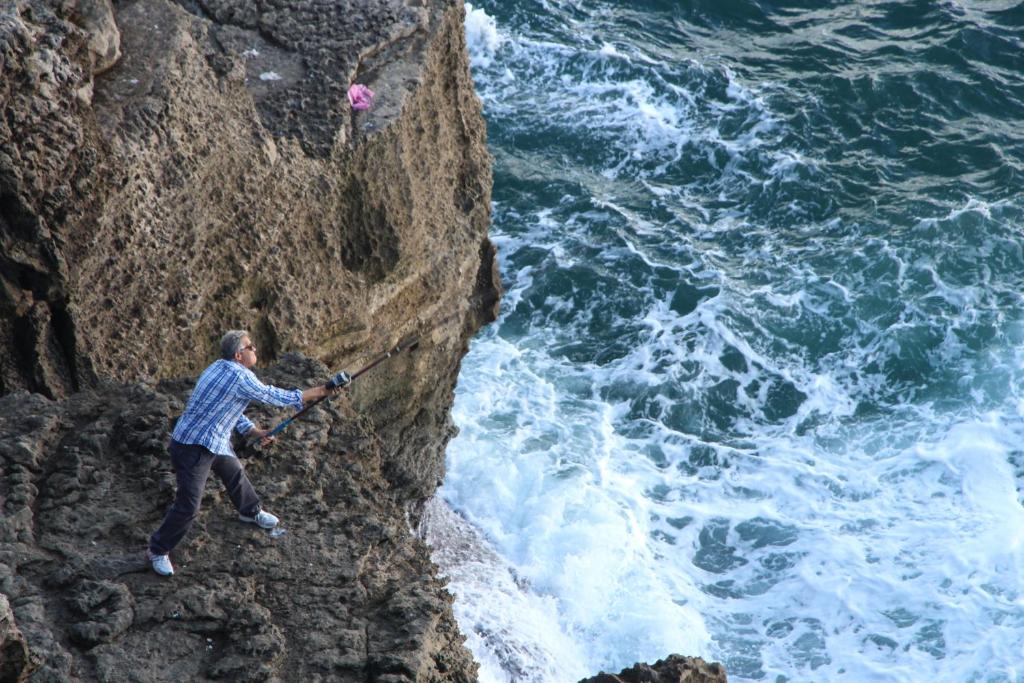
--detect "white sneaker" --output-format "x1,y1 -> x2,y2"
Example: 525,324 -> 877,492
147,550 -> 174,576
239,509 -> 279,529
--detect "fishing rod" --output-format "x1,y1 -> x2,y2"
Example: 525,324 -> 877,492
243,334 -> 421,453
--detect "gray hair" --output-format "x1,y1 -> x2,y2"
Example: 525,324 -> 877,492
220,330 -> 249,359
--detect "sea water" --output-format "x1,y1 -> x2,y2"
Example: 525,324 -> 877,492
427,2 -> 1024,681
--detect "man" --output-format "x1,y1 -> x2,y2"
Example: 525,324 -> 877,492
146,330 -> 347,576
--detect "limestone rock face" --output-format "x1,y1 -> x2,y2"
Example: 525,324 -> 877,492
1,0 -> 495,678
0,0 -> 499,502
579,655 -> 728,683
0,355 -> 477,682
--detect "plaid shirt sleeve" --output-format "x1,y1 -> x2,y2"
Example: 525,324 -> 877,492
235,414 -> 256,435
235,368 -> 305,409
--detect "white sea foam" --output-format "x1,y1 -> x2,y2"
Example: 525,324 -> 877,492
448,318 -> 1024,680
446,3 -> 1024,682
465,4 -> 504,70
421,497 -> 588,682
598,42 -> 628,60
444,336 -> 714,674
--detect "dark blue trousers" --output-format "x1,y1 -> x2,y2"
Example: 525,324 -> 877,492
149,440 -> 261,555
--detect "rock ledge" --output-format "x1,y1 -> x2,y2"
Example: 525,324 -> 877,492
0,354 -> 478,682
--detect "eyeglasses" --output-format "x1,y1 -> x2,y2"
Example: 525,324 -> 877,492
240,344 -> 256,353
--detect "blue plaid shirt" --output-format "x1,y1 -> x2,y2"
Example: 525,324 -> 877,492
171,359 -> 304,457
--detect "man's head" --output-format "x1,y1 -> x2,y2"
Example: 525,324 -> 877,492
221,330 -> 257,368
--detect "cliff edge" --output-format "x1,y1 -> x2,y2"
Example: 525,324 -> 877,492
2,0 -> 496,680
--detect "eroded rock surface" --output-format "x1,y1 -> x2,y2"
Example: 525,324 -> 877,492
0,592 -> 34,682
0,354 -> 477,682
0,0 -> 499,507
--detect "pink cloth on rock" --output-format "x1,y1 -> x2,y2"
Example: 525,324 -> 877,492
348,84 -> 375,111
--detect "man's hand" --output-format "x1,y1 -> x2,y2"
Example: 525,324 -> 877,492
300,385 -> 332,403
251,428 -> 276,447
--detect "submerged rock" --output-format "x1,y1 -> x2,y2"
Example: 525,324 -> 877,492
579,655 -> 727,683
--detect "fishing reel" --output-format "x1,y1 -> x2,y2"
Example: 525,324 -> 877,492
326,371 -> 352,390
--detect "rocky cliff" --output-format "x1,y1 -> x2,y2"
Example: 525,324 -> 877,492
2,0 -> 496,680
0,0 -> 500,502
1,1 -> 725,681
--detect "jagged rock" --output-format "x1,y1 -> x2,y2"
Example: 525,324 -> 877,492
0,0 -> 502,661
0,593 -> 36,682
0,356 -> 478,681
579,655 -> 728,683
0,0 -> 501,506
71,0 -> 122,75
68,580 -> 136,646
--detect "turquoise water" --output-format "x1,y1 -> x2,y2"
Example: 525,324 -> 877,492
438,2 -> 1024,681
